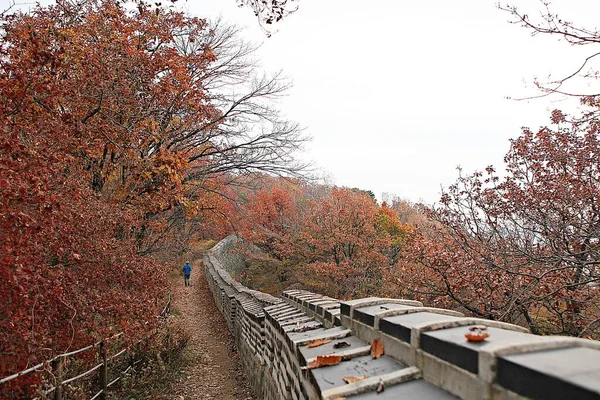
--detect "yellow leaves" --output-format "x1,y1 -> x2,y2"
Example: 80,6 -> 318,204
376,205 -> 412,240
307,339 -> 332,348
370,338 -> 384,359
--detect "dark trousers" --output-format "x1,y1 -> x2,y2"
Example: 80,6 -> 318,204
184,275 -> 191,286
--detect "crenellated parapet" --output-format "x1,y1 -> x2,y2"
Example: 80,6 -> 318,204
205,236 -> 600,399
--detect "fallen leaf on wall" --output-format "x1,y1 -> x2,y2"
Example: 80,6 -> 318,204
342,375 -> 368,384
370,338 -> 384,359
307,339 -> 332,348
294,322 -> 322,332
301,355 -> 343,370
465,326 -> 490,342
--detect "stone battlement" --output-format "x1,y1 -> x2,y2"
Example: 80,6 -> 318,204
204,236 -> 600,399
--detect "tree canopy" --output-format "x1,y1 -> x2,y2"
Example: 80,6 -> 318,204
0,0 -> 306,394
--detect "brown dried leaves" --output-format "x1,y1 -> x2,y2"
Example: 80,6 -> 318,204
465,326 -> 490,342
306,339 -> 332,348
342,375 -> 368,384
302,354 -> 343,370
370,338 -> 384,359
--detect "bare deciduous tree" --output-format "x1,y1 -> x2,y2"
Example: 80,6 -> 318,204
499,1 -> 600,110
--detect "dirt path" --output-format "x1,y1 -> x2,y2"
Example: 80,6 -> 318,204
159,261 -> 254,400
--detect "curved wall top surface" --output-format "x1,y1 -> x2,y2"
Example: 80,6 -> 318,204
205,236 -> 600,400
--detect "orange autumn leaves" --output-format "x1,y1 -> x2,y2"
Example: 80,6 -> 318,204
300,338 -> 384,398
1,1 -> 236,395
302,338 -> 384,370
307,339 -> 332,348
304,355 -> 344,369
370,338 -> 384,359
241,183 -> 412,299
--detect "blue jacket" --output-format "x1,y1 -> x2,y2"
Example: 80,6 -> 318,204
183,263 -> 192,276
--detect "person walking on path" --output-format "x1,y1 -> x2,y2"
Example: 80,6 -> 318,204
183,261 -> 192,286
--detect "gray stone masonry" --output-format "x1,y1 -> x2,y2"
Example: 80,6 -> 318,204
205,236 -> 600,400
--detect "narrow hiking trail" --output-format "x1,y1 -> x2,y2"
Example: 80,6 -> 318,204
158,260 -> 254,400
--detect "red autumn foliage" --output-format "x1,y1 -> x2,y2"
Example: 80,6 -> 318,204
0,2 -> 203,391
239,119 -> 600,340
399,125 -> 600,338
0,0 -> 308,394
240,182 -> 412,298
1,0 -> 307,392
299,187 -> 391,297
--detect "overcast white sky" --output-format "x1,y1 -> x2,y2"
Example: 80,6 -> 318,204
4,0 -> 599,203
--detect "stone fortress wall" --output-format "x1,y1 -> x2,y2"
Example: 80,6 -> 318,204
204,236 -> 600,400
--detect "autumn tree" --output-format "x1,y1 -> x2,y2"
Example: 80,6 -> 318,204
238,180 -> 414,298
0,0 -> 306,394
0,2 -> 194,389
386,1 -> 600,340
143,16 -> 308,255
238,179 -> 306,290
265,187 -> 382,298
399,124 -> 600,338
380,194 -> 439,237
376,202 -> 412,266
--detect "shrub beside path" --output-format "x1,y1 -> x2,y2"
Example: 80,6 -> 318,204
158,259 -> 254,400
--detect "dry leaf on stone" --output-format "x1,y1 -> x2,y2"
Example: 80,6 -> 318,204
294,323 -> 322,333
330,397 -> 347,400
333,341 -> 351,349
376,379 -> 385,393
342,375 -> 368,384
370,338 -> 384,359
302,355 -> 343,370
465,326 -> 490,342
307,339 -> 332,348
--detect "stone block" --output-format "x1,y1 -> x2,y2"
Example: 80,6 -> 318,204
353,303 -> 415,327
379,311 -> 461,343
347,378 -> 458,399
418,351 -> 487,400
420,325 -> 537,374
297,335 -> 367,366
497,347 -> 600,400
309,354 -> 407,394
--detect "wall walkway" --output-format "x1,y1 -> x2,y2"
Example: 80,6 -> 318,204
204,236 -> 600,400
